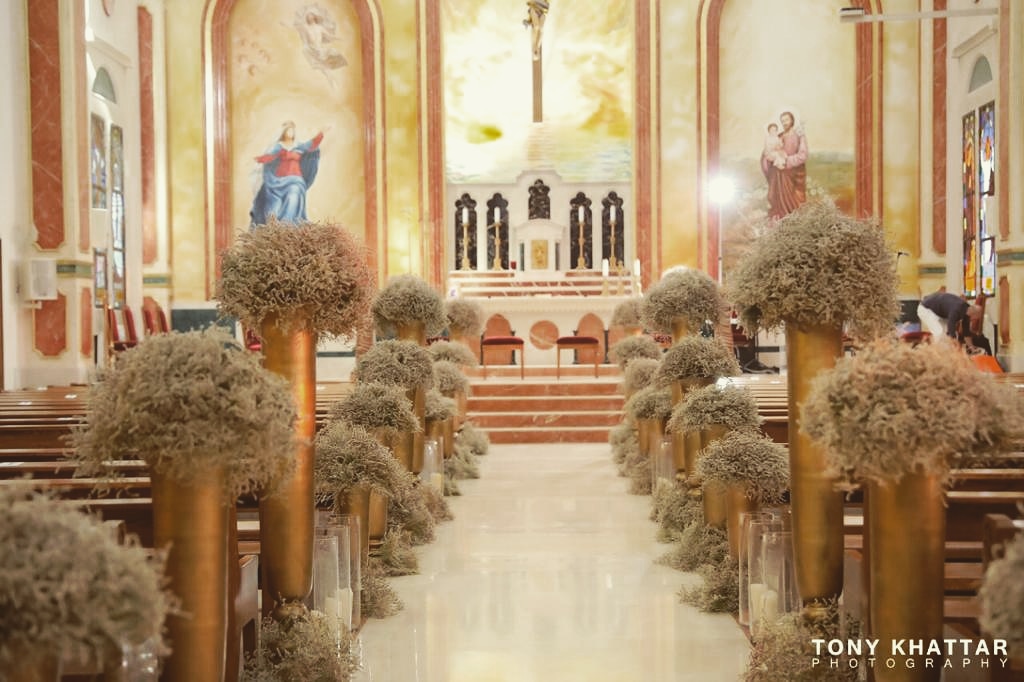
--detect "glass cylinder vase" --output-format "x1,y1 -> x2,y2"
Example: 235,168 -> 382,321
421,438 -> 444,494
738,512 -> 775,626
747,517 -> 785,638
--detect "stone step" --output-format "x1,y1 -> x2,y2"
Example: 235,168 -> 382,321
485,426 -> 612,444
468,381 -> 622,397
466,365 -> 623,379
467,395 -> 624,412
468,410 -> 623,428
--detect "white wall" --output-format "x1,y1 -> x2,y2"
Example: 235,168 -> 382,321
0,0 -> 32,389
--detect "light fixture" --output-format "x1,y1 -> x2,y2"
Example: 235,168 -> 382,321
708,176 -> 736,206
840,5 -> 997,24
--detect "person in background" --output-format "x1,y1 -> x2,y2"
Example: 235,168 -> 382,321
918,290 -> 982,345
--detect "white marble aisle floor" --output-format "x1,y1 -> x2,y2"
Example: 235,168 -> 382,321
353,443 -> 751,682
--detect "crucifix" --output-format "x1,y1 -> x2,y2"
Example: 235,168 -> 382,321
523,0 -> 549,122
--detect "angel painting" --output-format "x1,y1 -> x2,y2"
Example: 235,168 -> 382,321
292,4 -> 347,85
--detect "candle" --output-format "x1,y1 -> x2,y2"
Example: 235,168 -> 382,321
578,206 -> 585,224
748,582 -> 766,626
633,258 -> 641,277
493,207 -> 500,224
338,587 -> 354,630
761,588 -> 779,621
602,258 -> 609,277
462,207 -> 469,225
610,205 -> 617,223
430,472 -> 444,493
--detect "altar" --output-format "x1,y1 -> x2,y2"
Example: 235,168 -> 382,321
448,269 -> 640,366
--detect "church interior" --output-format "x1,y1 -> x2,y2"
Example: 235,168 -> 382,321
1,0 -> 1024,680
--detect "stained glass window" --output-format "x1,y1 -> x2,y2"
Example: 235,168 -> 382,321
977,102 -> 995,297
962,110 -> 977,296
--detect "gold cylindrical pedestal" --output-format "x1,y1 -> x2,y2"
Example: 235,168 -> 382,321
397,323 -> 428,474
725,483 -> 759,560
443,417 -> 455,459
404,386 -> 426,474
868,474 -> 945,681
670,379 -> 713,474
449,388 -> 468,431
786,323 -> 845,617
6,656 -> 60,682
645,419 -> 665,458
682,430 -> 702,477
258,315 -> 316,619
637,418 -> 653,461
337,485 -> 371,563
368,491 -> 388,549
703,480 -> 727,528
623,324 -> 644,337
152,469 -> 228,682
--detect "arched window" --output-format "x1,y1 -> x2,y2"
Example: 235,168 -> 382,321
91,67 -> 117,102
968,56 -> 993,93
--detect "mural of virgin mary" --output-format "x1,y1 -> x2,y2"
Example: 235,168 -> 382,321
250,121 -> 324,226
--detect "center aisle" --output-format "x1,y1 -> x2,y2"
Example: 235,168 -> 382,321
354,443 -> 751,681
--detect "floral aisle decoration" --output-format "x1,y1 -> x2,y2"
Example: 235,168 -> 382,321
743,601 -> 860,682
609,336 -> 662,370
429,340 -> 478,367
622,357 -> 660,397
979,533 -> 1024,656
611,298 -> 644,332
330,382 -> 419,437
217,219 -> 373,622
803,340 -> 1021,670
71,328 -> 294,680
667,384 -> 761,436
0,487 -> 173,675
623,386 -> 674,495
726,199 -> 900,619
445,298 -> 485,342
371,274 -> 447,342
242,611 -> 360,682
642,268 -> 723,340
655,337 -> 740,387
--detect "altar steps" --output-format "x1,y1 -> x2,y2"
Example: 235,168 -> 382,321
466,378 -> 624,443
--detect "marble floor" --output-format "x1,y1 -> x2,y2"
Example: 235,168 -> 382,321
353,443 -> 751,682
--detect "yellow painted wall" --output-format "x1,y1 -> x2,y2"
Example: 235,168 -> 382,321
382,0 -> 421,277
659,1 -> 700,270
165,1 -> 208,302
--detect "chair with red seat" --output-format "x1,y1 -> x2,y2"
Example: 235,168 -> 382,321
555,335 -> 599,379
480,335 -> 525,379
122,307 -> 141,345
106,306 -> 138,355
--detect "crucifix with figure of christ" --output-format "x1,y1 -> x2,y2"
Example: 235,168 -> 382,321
524,0 -> 549,122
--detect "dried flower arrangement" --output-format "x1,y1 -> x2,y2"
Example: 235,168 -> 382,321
422,484 -> 454,521
611,298 -> 644,327
425,389 -> 456,422
429,340 -> 477,367
619,433 -> 652,495
609,336 -> 662,369
329,382 -> 419,434
458,423 -> 491,456
679,556 -> 740,613
651,478 -> 703,539
696,431 -> 789,504
726,199 -> 899,339
362,559 -> 403,618
0,487 -> 173,669
448,442 -> 481,480
802,340 -> 1023,488
387,474 -> 438,546
658,523 -> 727,572
656,336 -> 740,386
609,421 -> 638,470
641,268 -> 723,335
979,534 -> 1024,655
354,340 -> 434,390
433,360 -> 469,395
445,298 -> 485,338
242,611 -> 360,682
622,358 -> 660,395
744,601 -> 860,681
625,386 -> 674,421
667,384 -> 761,434
71,328 -> 296,500
372,274 -> 447,337
314,422 -> 408,500
217,220 -> 373,337
378,530 -> 419,577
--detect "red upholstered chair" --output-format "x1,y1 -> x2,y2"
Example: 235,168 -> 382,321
106,306 -> 138,356
555,335 -> 599,379
142,308 -> 159,336
480,335 -> 525,379
122,307 -> 140,345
